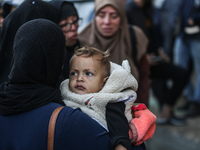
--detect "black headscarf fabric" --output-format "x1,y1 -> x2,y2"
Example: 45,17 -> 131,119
2,2 -> 18,18
49,1 -> 80,85
49,1 -> 79,22
0,18 -> 66,116
0,0 -> 59,84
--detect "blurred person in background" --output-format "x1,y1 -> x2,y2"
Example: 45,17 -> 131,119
152,0 -> 182,59
79,0 -> 150,108
126,0 -> 155,53
126,0 -> 188,125
125,0 -> 154,108
0,0 -> 20,36
0,2 -> 3,31
173,0 -> 200,117
0,0 -> 21,32
1,0 -> 19,19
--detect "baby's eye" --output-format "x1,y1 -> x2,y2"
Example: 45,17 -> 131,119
86,72 -> 93,76
70,72 -> 77,76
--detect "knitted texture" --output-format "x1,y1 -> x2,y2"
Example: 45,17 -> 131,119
61,60 -> 138,129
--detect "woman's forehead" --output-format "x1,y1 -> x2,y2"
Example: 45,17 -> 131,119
98,5 -> 119,14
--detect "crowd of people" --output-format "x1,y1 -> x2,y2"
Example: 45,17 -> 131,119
125,0 -> 200,124
0,0 -> 199,149
151,0 -> 200,121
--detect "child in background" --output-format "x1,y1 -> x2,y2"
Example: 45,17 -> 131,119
60,46 -> 156,150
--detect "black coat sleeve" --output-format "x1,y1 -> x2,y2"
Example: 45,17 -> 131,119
106,102 -> 132,150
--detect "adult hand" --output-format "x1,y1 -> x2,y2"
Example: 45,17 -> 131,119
188,18 -> 195,26
146,53 -> 161,66
158,48 -> 171,63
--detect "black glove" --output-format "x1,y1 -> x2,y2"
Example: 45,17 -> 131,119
106,102 -> 132,150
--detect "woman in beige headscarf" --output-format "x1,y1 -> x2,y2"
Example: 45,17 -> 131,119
78,0 -> 150,106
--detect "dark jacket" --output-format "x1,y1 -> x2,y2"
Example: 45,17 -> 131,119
0,102 -> 110,150
180,0 -> 200,36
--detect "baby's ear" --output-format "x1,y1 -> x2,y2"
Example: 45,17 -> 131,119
122,60 -> 131,73
103,76 -> 109,84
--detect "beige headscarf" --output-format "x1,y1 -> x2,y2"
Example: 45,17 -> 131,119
78,0 -> 148,80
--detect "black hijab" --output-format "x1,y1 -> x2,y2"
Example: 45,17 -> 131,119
49,1 -> 81,85
0,0 -> 59,84
49,0 -> 79,22
0,18 -> 66,116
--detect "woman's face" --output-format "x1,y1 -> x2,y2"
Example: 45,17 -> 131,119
95,6 -> 120,37
59,15 -> 78,46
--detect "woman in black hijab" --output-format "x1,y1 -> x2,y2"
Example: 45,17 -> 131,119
0,0 -> 59,84
49,1 -> 81,84
0,18 -> 110,150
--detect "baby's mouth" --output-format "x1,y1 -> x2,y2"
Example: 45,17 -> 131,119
75,85 -> 85,90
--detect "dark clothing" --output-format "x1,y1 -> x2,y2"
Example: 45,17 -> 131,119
106,102 -> 132,150
128,25 -> 150,107
0,19 -> 65,116
135,55 -> 150,106
173,0 -> 200,104
125,0 -> 154,107
181,0 -> 200,29
49,0 -> 81,86
106,102 -> 147,150
152,0 -> 182,58
179,0 -> 200,37
126,0 -> 148,36
150,62 -> 188,106
125,0 -> 156,55
126,0 -> 188,108
1,2 -> 17,18
49,1 -> 79,22
0,81 -> 64,116
0,18 -> 111,149
57,40 -> 80,86
0,0 -> 59,85
64,40 -> 80,78
0,102 -> 110,150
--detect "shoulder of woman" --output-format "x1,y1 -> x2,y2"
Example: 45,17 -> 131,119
78,22 -> 92,38
130,25 -> 149,59
132,25 -> 148,42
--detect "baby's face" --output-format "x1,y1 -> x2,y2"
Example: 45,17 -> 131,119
69,55 -> 107,94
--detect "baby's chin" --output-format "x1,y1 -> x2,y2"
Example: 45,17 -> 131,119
72,89 -> 88,95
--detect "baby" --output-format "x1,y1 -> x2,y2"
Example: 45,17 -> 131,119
60,46 -> 156,149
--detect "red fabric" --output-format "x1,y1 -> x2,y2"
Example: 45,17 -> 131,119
129,104 -> 156,145
132,103 -> 147,111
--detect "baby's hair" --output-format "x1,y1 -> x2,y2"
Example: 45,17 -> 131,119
72,46 -> 111,77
